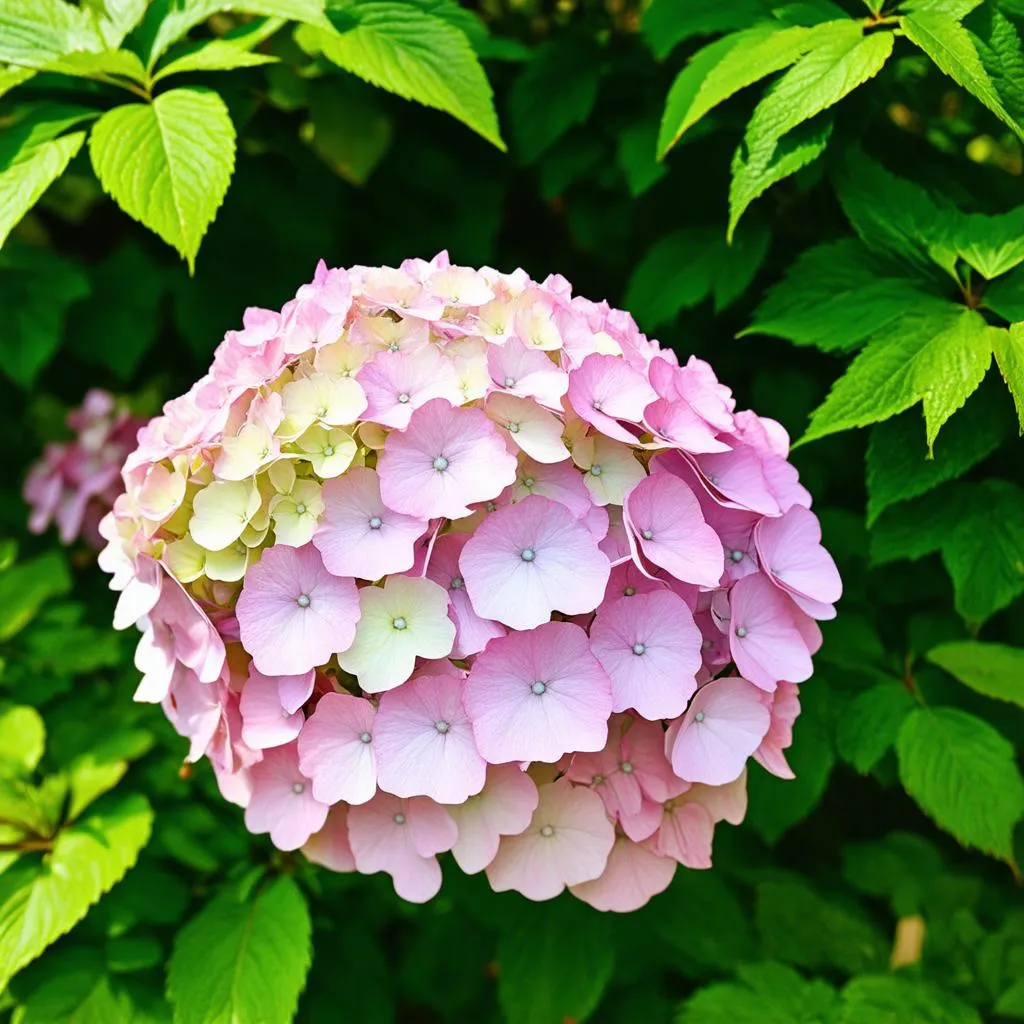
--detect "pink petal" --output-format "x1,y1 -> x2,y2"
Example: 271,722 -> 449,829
624,473 -> 723,588
357,347 -> 462,428
464,622 -> 613,763
297,692 -> 377,805
654,801 -> 714,868
240,666 -> 304,749
459,494 -> 611,631
571,835 -> 676,912
754,504 -> 842,611
314,467 -> 428,580
509,457 -> 593,518
692,448 -> 780,515
236,544 -> 361,676
303,805 -> 356,872
244,742 -> 329,851
567,354 -> 656,443
486,336 -> 569,409
278,670 -> 315,715
669,677 -> 770,785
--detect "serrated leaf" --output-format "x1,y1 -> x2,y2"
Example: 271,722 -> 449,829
657,23 -> 819,157
0,707 -> 45,778
902,10 -> 1023,139
728,114 -> 832,237
840,974 -> 983,1024
89,88 -> 236,270
0,793 -> 153,989
135,0 -> 325,69
927,640 -> 1024,707
677,962 -> 840,1024
743,238 -> 940,353
993,322 -> 1024,429
508,37 -> 601,163
756,879 -> 887,973
0,0 -> 104,70
868,481 -> 975,567
971,7 -> 1024,129
941,479 -> 1024,623
153,39 -> 279,81
42,49 -> 147,84
304,76 -> 392,185
85,0 -> 150,49
836,682 -> 917,773
168,875 -> 312,1024
802,306 -> 996,447
897,705 -> 1024,862
304,2 -> 503,150
949,207 -> 1024,280
641,0 -> 771,59
865,390 -> 1010,524
497,899 -> 614,1024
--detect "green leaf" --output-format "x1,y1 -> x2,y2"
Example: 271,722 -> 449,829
67,729 -> 154,822
949,207 -> 1024,280
836,682 -> 917,773
728,114 -> 832,238
508,37 -> 601,163
971,7 -> 1024,129
941,479 -> 1024,623
0,706 -> 45,778
746,682 -> 835,843
0,552 -> 71,641
0,793 -> 153,989
66,241 -> 166,380
743,238 -> 939,353
303,76 -> 393,185
0,66 -> 37,98
756,879 -> 888,973
10,946 -> 134,1024
167,875 -> 312,1024
303,2 -> 504,150
135,0 -> 325,69
868,481 -> 975,566
865,390 -> 1010,524
993,322 -> 1024,429
89,88 -> 236,270
840,974 -> 983,1024
0,103 -> 95,249
641,0 -> 771,59
842,832 -> 947,916
657,23 -> 820,157
497,899 -> 614,1024
616,118 -> 668,198
676,962 -> 840,1024
927,640 -> 1024,707
42,49 -> 148,84
85,0 -> 150,49
0,0 -> 103,70
897,705 -> 1024,862
802,306 -> 997,448
902,10 -> 1023,139
153,39 -> 279,81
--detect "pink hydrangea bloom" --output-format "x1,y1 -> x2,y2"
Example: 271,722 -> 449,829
98,257 -> 839,910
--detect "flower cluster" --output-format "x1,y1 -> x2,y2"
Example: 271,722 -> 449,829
25,389 -> 144,548
100,255 -> 840,911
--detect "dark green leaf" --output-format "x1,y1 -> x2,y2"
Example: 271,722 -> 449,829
836,682 -> 917,774
840,974 -> 983,1024
927,640 -> 1024,707
642,0 -> 771,59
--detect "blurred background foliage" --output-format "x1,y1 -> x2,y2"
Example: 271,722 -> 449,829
2,0 -> 1024,1020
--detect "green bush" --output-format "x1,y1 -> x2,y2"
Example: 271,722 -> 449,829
1,0 -> 1024,1020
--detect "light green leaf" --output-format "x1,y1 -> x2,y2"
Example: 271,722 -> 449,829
677,962 -> 840,1024
0,553 -> 70,642
836,682 -> 917,773
497,900 -> 614,1024
0,793 -> 153,989
84,0 -> 149,49
0,103 -> 95,248
67,729 -> 154,822
942,479 -> 1024,623
971,8 -> 1024,130
927,640 -> 1024,707
42,49 -> 147,84
303,76 -> 393,185
949,207 -> 1024,280
865,390 -> 1010,524
743,238 -> 940,353
902,10 -> 1023,138
657,23 -> 820,157
0,66 -> 36,99
0,707 -> 45,778
135,0 -> 325,69
303,2 -> 503,150
89,88 -> 236,270
153,39 -> 279,81
993,322 -> 1024,429
168,875 -> 312,1024
641,0 -> 771,59
0,0 -> 104,70
728,114 -> 832,238
802,306 -> 997,447
756,880 -> 887,974
897,705 -> 1024,863
840,974 -> 983,1024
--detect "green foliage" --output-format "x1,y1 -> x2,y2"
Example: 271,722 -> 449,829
4,0 -> 1024,1020
168,875 -> 312,1024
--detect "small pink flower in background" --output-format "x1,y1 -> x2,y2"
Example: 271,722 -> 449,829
97,256 -> 840,910
24,389 -> 144,548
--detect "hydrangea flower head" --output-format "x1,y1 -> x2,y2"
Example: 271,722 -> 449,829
99,255 -> 839,911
